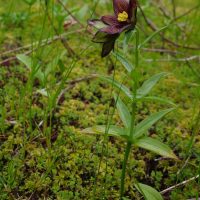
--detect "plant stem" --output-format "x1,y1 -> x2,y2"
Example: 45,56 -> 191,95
120,28 -> 139,199
120,142 -> 132,199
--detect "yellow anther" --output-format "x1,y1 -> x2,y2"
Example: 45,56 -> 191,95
117,11 -> 128,22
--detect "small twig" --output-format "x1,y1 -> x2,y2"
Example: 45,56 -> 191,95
46,11 -> 76,57
57,0 -> 84,29
57,0 -> 93,35
142,47 -> 180,55
174,4 -> 200,22
0,29 -> 80,58
156,0 -> 171,19
27,192 -> 35,200
171,0 -> 176,19
144,55 -> 200,62
0,49 -> 32,66
67,74 -> 98,85
187,198 -> 200,200
177,156 -> 191,176
138,2 -> 200,50
0,29 -> 84,66
5,120 -> 17,125
161,175 -> 199,194
150,0 -> 184,33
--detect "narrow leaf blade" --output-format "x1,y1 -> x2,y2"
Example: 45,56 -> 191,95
114,94 -> 131,129
98,75 -> 132,99
137,72 -> 169,98
123,30 -> 135,53
16,54 -> 32,70
143,96 -> 176,106
135,137 -> 177,159
112,52 -> 134,73
134,108 -> 175,139
81,125 -> 127,138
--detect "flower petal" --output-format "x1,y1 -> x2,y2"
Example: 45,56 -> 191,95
128,0 -> 137,20
101,15 -> 118,26
113,0 -> 129,16
101,36 -> 119,57
101,24 -> 132,34
101,26 -> 120,34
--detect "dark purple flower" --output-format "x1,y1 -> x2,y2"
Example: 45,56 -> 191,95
88,0 -> 137,57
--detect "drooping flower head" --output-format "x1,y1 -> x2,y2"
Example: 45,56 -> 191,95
88,0 -> 137,57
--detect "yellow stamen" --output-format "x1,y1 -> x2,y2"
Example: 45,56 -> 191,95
117,11 -> 128,22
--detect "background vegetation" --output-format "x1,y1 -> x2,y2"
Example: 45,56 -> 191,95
0,0 -> 200,199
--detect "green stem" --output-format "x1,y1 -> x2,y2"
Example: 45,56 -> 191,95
135,28 -> 139,70
120,28 -> 139,199
120,142 -> 132,199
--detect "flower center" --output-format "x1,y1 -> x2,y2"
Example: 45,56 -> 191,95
117,11 -> 128,22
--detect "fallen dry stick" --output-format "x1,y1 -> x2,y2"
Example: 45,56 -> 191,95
161,175 -> 199,194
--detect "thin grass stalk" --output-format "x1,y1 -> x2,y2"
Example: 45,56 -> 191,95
120,142 -> 132,199
120,28 -> 139,199
101,63 -> 117,199
20,5 -> 48,159
93,57 -> 119,198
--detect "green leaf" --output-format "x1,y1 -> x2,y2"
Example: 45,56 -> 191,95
17,54 -> 32,70
114,94 -> 131,129
98,75 -> 132,99
135,183 -> 164,200
81,125 -> 128,139
37,88 -> 48,97
135,137 -> 177,159
76,5 -> 88,20
137,73 -> 169,98
112,52 -> 134,73
123,30 -> 135,53
134,108 -> 175,139
17,54 -> 44,81
142,96 -> 176,106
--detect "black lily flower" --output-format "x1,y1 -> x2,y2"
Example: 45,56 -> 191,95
88,0 -> 137,57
